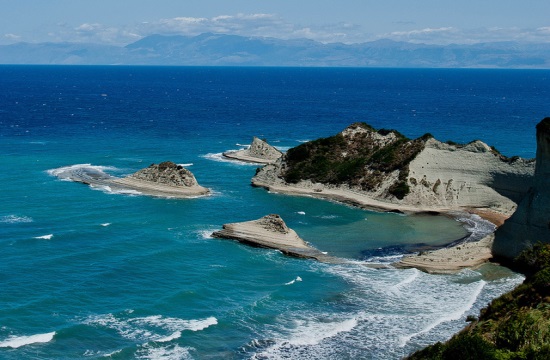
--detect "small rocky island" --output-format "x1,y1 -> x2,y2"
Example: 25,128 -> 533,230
53,161 -> 210,198
223,137 -> 283,164
211,214 -> 333,261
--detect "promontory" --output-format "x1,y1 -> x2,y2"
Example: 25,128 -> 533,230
252,122 -> 534,217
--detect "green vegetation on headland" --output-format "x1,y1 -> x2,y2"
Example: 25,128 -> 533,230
407,244 -> 550,360
283,122 -> 431,199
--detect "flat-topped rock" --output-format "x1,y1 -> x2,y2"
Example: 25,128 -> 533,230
211,214 -> 333,261
223,137 -> 283,164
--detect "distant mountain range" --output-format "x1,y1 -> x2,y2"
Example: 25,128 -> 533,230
1,33 -> 549,68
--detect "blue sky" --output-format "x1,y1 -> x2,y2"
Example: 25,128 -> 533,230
1,0 -> 549,45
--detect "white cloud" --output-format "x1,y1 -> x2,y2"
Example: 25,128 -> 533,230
4,33 -> 21,41
378,26 -> 550,45
3,12 -> 549,46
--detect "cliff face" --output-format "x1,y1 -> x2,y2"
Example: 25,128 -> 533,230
493,118 -> 550,259
248,137 -> 283,161
253,123 -> 534,212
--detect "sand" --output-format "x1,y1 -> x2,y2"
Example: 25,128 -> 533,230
394,235 -> 495,274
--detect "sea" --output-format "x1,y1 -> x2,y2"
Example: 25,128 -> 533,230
1,65 -> 549,359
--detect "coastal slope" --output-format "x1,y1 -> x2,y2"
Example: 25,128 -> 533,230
252,123 -> 534,215
493,118 -> 550,259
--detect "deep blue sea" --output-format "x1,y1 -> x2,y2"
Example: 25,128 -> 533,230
1,66 -> 549,359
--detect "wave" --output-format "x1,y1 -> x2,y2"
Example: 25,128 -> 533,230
201,152 -> 258,166
196,229 -> 215,239
0,331 -> 56,349
398,279 -> 486,347
84,313 -> 217,343
135,344 -> 194,360
0,215 -> 33,224
253,317 -> 358,358
454,213 -> 497,243
100,223 -> 111,227
288,318 -> 358,346
177,163 -> 193,167
296,211 -> 306,215
34,234 -> 53,240
47,163 -> 117,180
284,276 -> 303,285
90,185 -> 142,196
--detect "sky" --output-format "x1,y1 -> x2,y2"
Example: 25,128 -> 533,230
1,0 -> 550,46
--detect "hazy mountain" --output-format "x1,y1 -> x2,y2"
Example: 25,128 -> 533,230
1,33 -> 549,68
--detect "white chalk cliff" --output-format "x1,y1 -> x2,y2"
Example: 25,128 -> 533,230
493,118 -> 550,259
252,123 -> 534,214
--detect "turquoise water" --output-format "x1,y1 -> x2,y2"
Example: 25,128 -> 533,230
1,66 -> 546,359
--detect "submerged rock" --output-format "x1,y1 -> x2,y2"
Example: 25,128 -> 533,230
493,118 -> 550,259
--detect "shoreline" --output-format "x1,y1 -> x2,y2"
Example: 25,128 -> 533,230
252,179 -> 506,273
222,151 -> 277,164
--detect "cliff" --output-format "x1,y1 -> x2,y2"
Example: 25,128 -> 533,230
252,123 -> 534,214
493,118 -> 550,259
223,137 -> 283,164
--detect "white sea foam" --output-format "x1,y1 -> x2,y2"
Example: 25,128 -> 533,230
455,213 -> 496,243
47,164 -> 117,180
91,185 -> 142,196
177,163 -> 193,167
136,344 -> 194,360
318,215 -> 340,219
201,152 -> 258,166
101,223 -> 111,227
288,318 -> 358,346
398,279 -> 487,347
391,268 -> 420,291
296,211 -> 306,215
34,234 -> 53,240
0,331 -> 55,348
84,313 -> 217,343
0,215 -> 33,224
284,276 -> 303,285
156,331 -> 182,343
196,229 -> 216,239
